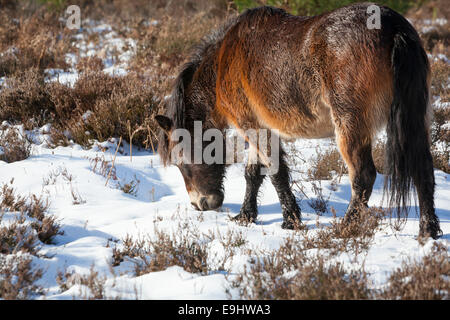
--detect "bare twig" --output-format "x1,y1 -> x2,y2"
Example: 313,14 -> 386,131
105,137 -> 122,186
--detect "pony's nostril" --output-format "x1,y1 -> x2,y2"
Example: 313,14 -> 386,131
191,202 -> 200,210
199,197 -> 209,211
206,194 -> 224,210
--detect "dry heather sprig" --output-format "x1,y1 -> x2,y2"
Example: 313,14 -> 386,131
56,265 -> 110,300
0,126 -> 32,163
111,222 -> 209,275
0,183 -> 62,245
307,147 -> 347,181
299,206 -> 386,260
0,5 -> 70,77
380,242 -> 449,300
0,254 -> 44,300
229,236 -> 372,300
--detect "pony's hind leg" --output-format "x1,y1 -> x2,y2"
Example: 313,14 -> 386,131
233,163 -> 265,223
336,129 -> 377,221
413,149 -> 442,239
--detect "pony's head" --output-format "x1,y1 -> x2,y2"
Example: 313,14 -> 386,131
155,62 -> 226,211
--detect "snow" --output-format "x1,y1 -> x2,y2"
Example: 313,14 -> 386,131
45,21 -> 137,87
0,129 -> 448,299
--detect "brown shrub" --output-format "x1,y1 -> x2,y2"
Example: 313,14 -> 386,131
0,254 -> 44,300
301,207 -> 386,259
372,140 -> 386,174
307,147 -> 347,181
56,265 -> 109,300
230,236 -> 371,300
0,125 -> 32,163
0,183 -> 62,246
380,242 -> 449,300
0,70 -> 159,148
112,224 -> 209,275
431,59 -> 450,102
76,56 -> 105,73
0,214 -> 37,255
128,4 -> 234,99
0,70 -> 55,127
420,26 -> 450,54
0,6 -> 69,77
0,1 -> 230,149
432,148 -> 450,173
307,181 -> 329,215
49,72 -> 159,148
118,177 -> 140,196
430,104 -> 449,173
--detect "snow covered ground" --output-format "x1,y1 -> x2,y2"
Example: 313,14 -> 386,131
1,20 -> 449,299
0,131 -> 448,299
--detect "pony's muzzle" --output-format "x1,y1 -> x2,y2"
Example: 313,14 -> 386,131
190,192 -> 224,211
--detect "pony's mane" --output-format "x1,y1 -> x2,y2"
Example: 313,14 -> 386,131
157,14 -> 240,166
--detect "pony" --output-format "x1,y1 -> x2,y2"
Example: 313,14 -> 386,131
155,3 -> 442,239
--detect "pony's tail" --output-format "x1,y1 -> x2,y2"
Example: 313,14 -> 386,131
384,25 -> 433,218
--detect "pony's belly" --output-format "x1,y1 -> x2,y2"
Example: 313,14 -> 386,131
278,120 -> 335,139
261,103 -> 335,140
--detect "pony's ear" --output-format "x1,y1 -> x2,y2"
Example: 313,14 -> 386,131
155,115 -> 173,133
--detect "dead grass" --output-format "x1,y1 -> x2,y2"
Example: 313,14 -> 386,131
0,69 -> 160,148
307,181 -> 329,215
0,213 -> 37,255
89,154 -> 117,180
0,182 -> 50,299
408,0 -> 450,56
119,176 -> 140,196
430,105 -> 449,174
76,56 -> 104,73
52,72 -> 159,148
128,1 -> 234,99
111,219 -> 247,276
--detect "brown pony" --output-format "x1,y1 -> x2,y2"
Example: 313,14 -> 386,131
155,3 -> 442,239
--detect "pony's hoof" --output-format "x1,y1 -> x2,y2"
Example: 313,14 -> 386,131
281,218 -> 303,230
232,212 -> 257,226
342,214 -> 358,225
419,225 -> 443,241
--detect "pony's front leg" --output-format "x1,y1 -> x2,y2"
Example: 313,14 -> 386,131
233,163 -> 265,223
269,147 -> 302,229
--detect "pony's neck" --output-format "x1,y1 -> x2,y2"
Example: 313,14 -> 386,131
183,100 -> 228,133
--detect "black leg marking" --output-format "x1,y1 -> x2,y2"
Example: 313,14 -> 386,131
233,163 -> 265,224
269,147 -> 301,229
